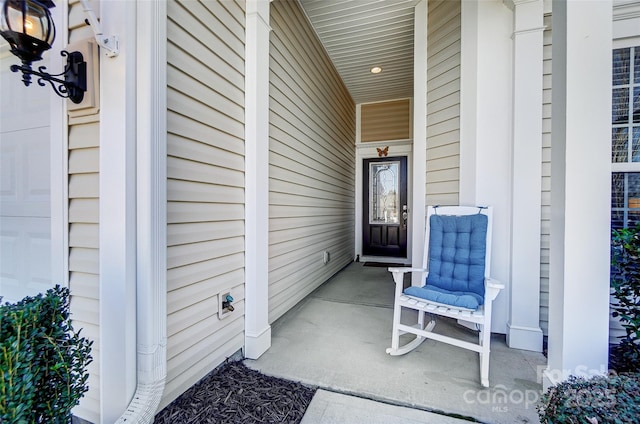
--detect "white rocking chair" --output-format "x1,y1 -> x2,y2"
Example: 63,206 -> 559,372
386,205 -> 504,387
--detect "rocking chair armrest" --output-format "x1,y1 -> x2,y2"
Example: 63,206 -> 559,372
485,278 -> 504,290
484,278 -> 504,302
388,267 -> 427,286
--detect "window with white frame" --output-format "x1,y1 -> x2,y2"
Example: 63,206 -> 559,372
612,45 -> 640,230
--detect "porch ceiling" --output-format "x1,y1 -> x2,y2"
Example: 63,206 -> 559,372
298,0 -> 416,104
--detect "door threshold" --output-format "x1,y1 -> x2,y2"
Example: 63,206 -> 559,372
358,256 -> 410,265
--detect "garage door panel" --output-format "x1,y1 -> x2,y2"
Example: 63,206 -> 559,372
0,143 -> 17,200
0,55 -> 49,133
0,58 -> 52,302
0,127 -> 50,217
0,217 -> 51,303
26,143 -> 51,200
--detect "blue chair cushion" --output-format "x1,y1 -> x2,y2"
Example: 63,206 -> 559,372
404,285 -> 483,310
404,213 -> 487,309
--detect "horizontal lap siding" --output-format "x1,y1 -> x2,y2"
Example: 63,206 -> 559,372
67,2 -> 101,421
361,99 -> 411,142
269,0 -> 356,323
426,0 -> 460,206
162,0 -> 246,410
540,15 -> 551,336
68,118 -> 100,422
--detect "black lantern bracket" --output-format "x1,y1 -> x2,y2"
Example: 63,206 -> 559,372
10,50 -> 87,103
1,0 -> 116,104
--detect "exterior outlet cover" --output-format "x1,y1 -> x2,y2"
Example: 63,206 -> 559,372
323,251 -> 330,264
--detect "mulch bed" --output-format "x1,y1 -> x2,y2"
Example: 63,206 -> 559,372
154,361 -> 317,424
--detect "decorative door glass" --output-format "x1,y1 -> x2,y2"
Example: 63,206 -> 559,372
369,161 -> 399,224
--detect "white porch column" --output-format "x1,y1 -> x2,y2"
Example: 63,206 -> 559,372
99,0 -> 137,421
546,0 -> 611,388
245,0 -> 272,359
460,0 -> 513,333
49,2 -> 68,288
507,0 -> 544,352
411,0 -> 427,283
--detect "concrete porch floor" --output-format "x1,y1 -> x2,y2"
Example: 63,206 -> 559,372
245,262 -> 547,424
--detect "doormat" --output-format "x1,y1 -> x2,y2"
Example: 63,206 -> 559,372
154,361 -> 316,423
363,262 -> 405,267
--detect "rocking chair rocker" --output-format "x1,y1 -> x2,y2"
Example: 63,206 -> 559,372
386,205 -> 504,387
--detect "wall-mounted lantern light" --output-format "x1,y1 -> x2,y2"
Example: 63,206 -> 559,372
0,0 -> 86,103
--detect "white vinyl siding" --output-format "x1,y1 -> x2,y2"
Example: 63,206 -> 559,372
68,119 -> 100,422
539,14 -> 551,336
162,0 -> 246,410
426,0 -> 460,206
361,99 -> 411,142
269,0 -> 356,323
67,2 -> 101,420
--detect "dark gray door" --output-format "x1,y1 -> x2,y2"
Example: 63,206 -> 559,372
362,156 -> 408,257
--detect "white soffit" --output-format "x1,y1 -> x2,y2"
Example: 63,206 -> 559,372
299,0 -> 416,104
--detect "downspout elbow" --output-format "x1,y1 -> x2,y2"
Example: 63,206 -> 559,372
115,378 -> 166,423
115,338 -> 167,423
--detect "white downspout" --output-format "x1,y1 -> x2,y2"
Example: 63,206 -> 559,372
115,0 -> 168,422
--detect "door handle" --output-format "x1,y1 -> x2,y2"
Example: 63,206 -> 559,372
402,205 -> 408,229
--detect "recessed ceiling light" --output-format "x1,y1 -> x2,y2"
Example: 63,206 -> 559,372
370,66 -> 382,74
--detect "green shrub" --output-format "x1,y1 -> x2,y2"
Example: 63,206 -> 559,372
0,286 -> 93,423
537,374 -> 640,424
611,223 -> 640,372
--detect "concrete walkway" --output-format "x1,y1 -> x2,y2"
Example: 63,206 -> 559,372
301,390 -> 471,423
245,262 -> 547,424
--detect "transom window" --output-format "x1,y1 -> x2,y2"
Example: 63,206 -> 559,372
611,45 -> 640,230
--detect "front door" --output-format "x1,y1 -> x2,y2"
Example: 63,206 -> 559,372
362,156 -> 407,258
